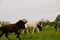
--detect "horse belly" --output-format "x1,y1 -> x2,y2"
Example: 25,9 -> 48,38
6,26 -> 18,32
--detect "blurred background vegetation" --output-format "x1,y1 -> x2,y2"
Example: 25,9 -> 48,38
0,14 -> 60,27
42,14 -> 60,27
0,14 -> 60,40
0,21 -> 10,26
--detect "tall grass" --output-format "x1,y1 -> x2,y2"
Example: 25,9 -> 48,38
0,27 -> 60,40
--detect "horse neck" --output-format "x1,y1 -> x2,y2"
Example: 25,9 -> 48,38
15,23 -> 20,26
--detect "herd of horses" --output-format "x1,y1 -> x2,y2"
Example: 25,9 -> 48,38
0,19 -> 60,40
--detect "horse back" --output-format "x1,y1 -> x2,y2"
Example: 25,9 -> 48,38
2,24 -> 18,32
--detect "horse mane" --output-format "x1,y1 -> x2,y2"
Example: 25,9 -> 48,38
16,19 -> 27,24
15,19 -> 27,29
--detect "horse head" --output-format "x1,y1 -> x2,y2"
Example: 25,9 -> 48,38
16,19 -> 27,29
37,21 -> 42,31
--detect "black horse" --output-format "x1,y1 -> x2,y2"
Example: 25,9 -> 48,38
0,19 -> 27,40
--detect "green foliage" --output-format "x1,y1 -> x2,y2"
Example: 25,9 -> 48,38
0,21 -> 10,26
0,27 -> 60,40
42,20 -> 50,26
50,22 -> 55,26
55,15 -> 60,22
42,20 -> 54,27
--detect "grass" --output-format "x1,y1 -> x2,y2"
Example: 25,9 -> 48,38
0,27 -> 60,40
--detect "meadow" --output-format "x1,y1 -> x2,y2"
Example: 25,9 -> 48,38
0,26 -> 60,40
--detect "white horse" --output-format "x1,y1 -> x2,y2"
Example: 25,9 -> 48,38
24,20 -> 42,34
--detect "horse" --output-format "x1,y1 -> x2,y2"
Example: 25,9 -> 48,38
54,21 -> 60,31
24,20 -> 42,34
0,19 -> 27,40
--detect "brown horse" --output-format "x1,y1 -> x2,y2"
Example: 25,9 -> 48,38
0,19 -> 27,40
54,21 -> 60,31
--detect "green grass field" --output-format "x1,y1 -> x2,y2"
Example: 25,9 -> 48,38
0,27 -> 60,40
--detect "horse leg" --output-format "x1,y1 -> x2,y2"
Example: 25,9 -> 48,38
55,27 -> 58,32
32,27 -> 36,34
54,25 -> 58,32
54,23 -> 58,31
26,28 -> 29,34
39,27 -> 42,31
34,28 -> 36,32
22,29 -> 25,33
16,31 -> 21,40
5,33 -> 10,40
0,32 -> 4,38
24,28 -> 29,34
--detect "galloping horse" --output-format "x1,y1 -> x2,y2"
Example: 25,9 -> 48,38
54,21 -> 60,31
0,19 -> 27,40
24,20 -> 42,34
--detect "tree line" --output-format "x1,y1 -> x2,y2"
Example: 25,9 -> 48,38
0,15 -> 60,27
